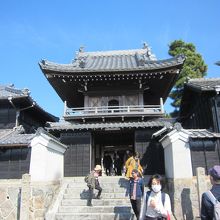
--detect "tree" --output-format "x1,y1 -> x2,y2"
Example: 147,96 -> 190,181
168,40 -> 208,116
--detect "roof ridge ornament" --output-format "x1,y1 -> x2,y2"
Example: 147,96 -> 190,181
176,54 -> 185,63
142,42 -> 157,61
142,42 -> 148,49
72,45 -> 87,68
79,45 -> 85,53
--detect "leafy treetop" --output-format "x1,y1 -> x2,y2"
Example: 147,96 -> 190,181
168,40 -> 207,113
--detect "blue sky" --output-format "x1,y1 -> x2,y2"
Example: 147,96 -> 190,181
1,0 -> 220,118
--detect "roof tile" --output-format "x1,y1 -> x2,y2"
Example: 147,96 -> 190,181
187,78 -> 220,91
46,120 -> 172,131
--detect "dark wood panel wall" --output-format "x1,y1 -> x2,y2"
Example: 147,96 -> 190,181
60,132 -> 91,176
190,140 -> 220,175
135,129 -> 165,175
0,147 -> 31,179
212,95 -> 220,132
0,107 -> 16,129
182,94 -> 214,130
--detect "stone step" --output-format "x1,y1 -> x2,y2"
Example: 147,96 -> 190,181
58,205 -> 132,213
67,180 -> 129,188
66,176 -> 130,184
62,198 -> 131,206
56,212 -> 135,220
63,192 -> 129,199
65,186 -> 128,194
52,177 -> 138,220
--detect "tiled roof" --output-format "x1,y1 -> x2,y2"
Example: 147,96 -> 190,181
0,84 -> 58,121
0,126 -> 35,147
187,129 -> 220,139
159,128 -> 220,143
186,78 -> 220,92
46,120 -> 172,131
0,84 -> 29,99
39,45 -> 185,73
0,127 -> 65,148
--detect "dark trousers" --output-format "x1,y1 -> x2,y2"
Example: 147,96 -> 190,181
88,185 -> 102,204
130,199 -> 141,220
144,216 -> 166,220
115,166 -> 122,175
144,217 -> 166,220
105,167 -> 111,176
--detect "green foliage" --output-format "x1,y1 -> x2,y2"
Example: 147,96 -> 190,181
168,40 -> 208,110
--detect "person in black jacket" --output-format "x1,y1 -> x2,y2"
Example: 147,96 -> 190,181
201,165 -> 220,220
103,152 -> 113,176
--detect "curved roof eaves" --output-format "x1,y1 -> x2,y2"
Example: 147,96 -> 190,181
39,55 -> 185,74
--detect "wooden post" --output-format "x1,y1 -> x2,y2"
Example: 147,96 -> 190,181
63,100 -> 67,116
19,174 -> 31,220
196,167 -> 207,218
160,98 -> 164,113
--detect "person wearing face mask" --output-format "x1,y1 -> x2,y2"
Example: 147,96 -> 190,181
139,174 -> 171,220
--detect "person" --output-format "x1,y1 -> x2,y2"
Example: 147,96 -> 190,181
201,165 -> 220,220
123,150 -> 133,175
103,152 -> 113,176
139,174 -> 172,220
124,150 -> 132,164
129,169 -> 144,220
114,153 -> 123,176
125,152 -> 143,179
86,164 -> 102,206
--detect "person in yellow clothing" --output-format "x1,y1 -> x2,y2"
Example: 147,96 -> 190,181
125,152 -> 143,179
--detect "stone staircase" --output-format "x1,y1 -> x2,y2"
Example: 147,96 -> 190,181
53,176 -> 136,220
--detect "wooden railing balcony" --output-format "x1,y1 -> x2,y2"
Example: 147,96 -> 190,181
63,98 -> 165,120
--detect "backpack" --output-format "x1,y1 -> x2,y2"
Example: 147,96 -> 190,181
84,174 -> 89,183
206,191 -> 220,220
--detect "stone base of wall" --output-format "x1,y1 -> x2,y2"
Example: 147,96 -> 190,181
29,181 -> 60,220
167,177 -> 211,220
0,179 -> 21,220
0,179 -> 60,220
0,170 -> 212,220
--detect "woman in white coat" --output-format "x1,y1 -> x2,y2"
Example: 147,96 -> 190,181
139,174 -> 171,220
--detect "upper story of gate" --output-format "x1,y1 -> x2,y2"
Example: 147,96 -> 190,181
39,43 -> 185,122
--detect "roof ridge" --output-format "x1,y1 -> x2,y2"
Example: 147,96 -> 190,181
189,77 -> 220,82
79,48 -> 151,56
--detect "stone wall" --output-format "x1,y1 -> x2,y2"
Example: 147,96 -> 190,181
0,179 -> 21,220
0,177 -> 60,220
167,175 -> 211,220
29,181 -> 60,220
0,169 -> 212,220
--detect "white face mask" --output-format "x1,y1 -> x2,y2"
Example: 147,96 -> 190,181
152,184 -> 161,193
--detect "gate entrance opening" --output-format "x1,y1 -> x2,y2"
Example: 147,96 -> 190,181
93,130 -> 134,175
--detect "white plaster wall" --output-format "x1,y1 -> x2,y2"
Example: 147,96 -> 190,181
29,142 -> 47,181
29,133 -> 67,182
161,130 -> 193,179
45,147 -> 63,181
